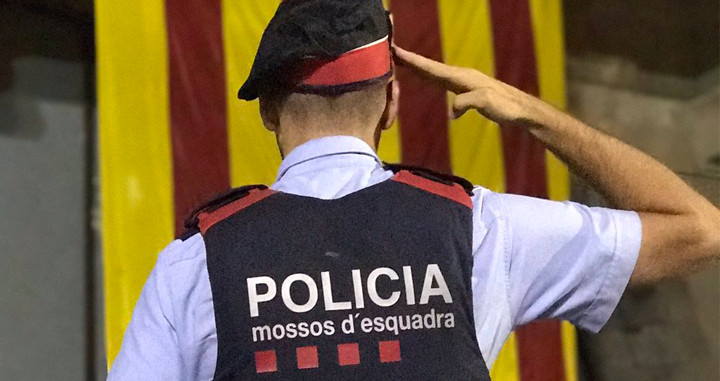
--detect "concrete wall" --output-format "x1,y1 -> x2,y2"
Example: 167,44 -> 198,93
0,58 -> 91,381
564,2 -> 719,379
568,56 -> 720,381
0,3 -> 96,379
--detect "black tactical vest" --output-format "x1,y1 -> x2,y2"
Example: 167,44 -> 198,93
185,167 -> 491,380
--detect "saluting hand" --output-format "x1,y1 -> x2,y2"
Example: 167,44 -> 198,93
393,47 -> 720,288
393,45 -> 548,127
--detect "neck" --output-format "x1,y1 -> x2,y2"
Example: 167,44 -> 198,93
275,118 -> 380,158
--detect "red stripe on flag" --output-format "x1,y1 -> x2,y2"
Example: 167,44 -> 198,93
166,0 -> 230,236
489,0 -> 548,198
489,1 -> 565,380
516,321 -> 566,381
391,0 -> 451,174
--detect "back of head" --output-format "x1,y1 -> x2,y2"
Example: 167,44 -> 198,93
242,0 -> 395,146
261,79 -> 390,135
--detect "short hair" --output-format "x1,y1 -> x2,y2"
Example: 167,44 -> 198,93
261,79 -> 389,129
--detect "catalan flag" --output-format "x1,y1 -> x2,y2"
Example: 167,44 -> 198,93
96,1 -> 575,379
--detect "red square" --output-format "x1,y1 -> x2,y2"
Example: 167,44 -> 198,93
255,350 -> 277,373
379,340 -> 401,363
296,346 -> 319,369
337,343 -> 360,366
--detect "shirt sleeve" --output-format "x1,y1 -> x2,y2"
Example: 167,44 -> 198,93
107,242 -> 185,380
485,192 -> 642,332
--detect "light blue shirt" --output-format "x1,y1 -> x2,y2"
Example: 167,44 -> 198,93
108,136 -> 641,380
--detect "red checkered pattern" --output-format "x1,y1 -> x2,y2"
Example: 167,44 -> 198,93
379,340 -> 401,363
296,346 -> 319,369
255,350 -> 277,373
254,341 -> 402,373
337,343 -> 361,366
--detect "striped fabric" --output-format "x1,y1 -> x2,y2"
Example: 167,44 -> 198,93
96,1 -> 575,379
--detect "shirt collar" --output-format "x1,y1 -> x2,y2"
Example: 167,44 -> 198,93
276,136 -> 383,182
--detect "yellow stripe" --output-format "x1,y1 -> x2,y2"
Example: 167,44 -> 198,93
96,0 -> 174,367
223,1 -> 283,187
377,120 -> 402,163
530,2 -> 577,381
561,321 -> 579,381
529,0 -> 570,202
489,333 -> 521,381
439,0 -> 505,193
439,1 -> 517,379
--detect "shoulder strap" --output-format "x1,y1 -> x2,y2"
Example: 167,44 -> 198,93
182,185 -> 273,237
182,165 -> 475,237
383,163 -> 475,196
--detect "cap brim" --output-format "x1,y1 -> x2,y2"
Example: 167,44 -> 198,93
237,81 -> 257,101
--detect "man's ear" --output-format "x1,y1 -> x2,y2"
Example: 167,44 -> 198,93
381,79 -> 400,130
259,96 -> 280,132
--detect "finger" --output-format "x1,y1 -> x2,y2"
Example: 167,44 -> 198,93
393,46 -> 471,93
451,92 -> 481,119
392,46 -> 475,94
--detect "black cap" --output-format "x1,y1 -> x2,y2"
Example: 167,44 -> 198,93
237,0 -> 392,101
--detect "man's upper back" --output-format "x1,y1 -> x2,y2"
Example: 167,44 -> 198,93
196,163 -> 489,379
109,136 -> 641,380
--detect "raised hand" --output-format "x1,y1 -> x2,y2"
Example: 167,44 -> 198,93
393,45 -> 547,126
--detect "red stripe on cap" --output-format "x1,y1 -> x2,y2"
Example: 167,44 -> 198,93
198,189 -> 276,234
301,38 -> 392,86
392,171 -> 472,209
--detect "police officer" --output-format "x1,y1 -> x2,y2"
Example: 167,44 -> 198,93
108,0 -> 720,380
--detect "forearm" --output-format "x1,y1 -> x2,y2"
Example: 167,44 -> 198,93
522,101 -> 701,213
518,98 -> 720,282
392,45 -> 720,282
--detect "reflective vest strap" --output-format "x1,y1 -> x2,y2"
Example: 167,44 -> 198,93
392,171 -> 473,209
198,188 -> 276,234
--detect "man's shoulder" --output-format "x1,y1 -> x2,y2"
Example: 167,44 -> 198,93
469,185 -> 502,216
158,232 -> 207,268
183,185 -> 274,235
